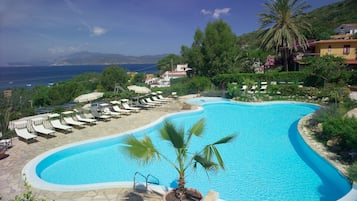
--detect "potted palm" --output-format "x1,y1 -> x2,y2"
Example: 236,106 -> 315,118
124,118 -> 236,201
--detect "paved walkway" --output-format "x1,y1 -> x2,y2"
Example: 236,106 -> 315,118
0,98 -> 186,201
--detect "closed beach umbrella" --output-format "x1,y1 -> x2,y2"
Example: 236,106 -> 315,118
74,92 -> 104,103
127,85 -> 151,94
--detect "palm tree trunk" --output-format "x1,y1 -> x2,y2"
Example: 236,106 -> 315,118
176,173 -> 186,200
282,46 -> 288,72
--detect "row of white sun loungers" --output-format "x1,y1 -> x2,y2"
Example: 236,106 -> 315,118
12,94 -> 173,143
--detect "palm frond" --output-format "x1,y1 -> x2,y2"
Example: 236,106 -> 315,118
124,135 -> 159,164
193,154 -> 218,172
160,121 -> 184,148
202,134 -> 237,169
189,118 -> 205,137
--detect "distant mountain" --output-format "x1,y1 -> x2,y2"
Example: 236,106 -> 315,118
51,51 -> 167,65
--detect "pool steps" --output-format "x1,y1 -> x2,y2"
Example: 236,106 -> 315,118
133,171 -> 160,191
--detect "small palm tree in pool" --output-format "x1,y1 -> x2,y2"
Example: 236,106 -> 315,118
124,118 -> 236,200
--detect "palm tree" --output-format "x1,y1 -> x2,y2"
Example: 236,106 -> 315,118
258,0 -> 311,71
124,118 -> 236,201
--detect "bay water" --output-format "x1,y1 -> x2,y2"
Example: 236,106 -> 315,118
0,64 -> 158,90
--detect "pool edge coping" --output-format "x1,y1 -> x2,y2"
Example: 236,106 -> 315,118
22,99 -> 355,200
297,114 -> 356,201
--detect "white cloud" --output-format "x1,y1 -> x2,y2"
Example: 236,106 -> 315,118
201,8 -> 231,19
200,9 -> 212,16
91,26 -> 107,36
213,8 -> 231,19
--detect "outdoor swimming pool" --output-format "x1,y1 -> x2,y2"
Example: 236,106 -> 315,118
24,100 -> 351,200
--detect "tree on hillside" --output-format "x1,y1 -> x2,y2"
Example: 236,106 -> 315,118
181,20 -> 239,77
181,29 -> 205,76
100,65 -> 129,91
131,73 -> 146,85
156,54 -> 183,75
258,0 -> 311,72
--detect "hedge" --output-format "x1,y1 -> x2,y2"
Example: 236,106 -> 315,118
212,72 -> 308,86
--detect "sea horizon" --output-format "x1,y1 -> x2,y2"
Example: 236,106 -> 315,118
0,64 -> 158,90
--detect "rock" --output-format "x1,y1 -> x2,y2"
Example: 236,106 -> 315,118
204,190 -> 219,201
316,123 -> 323,133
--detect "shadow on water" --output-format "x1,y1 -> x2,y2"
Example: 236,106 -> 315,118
288,120 -> 351,201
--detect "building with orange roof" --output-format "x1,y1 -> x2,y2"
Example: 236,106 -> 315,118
313,39 -> 357,65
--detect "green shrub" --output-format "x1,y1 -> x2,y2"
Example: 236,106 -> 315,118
318,86 -> 350,103
323,116 -> 357,150
311,105 -> 339,125
169,77 -> 212,95
226,83 -> 240,98
9,178 -> 46,201
348,162 -> 357,181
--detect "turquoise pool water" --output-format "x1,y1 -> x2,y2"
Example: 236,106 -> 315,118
29,100 -> 350,200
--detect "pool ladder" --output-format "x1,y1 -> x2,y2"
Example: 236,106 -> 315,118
133,171 -> 160,190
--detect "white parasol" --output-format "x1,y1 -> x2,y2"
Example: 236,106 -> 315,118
74,92 -> 104,103
127,85 -> 151,94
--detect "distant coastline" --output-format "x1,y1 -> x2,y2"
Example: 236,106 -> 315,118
1,51 -> 167,67
0,64 -> 158,90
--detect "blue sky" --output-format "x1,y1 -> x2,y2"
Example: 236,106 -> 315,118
0,0 -> 341,64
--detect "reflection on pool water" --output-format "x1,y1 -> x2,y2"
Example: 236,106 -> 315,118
24,99 -> 351,200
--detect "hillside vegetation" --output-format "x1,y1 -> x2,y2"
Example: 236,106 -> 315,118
306,0 -> 357,39
238,0 -> 357,47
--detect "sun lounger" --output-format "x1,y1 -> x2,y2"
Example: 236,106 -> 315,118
122,102 -> 140,112
32,122 -> 56,135
112,105 -> 131,115
248,85 -> 257,94
103,108 -> 121,118
63,117 -> 86,127
158,95 -> 171,102
13,121 -> 37,142
171,92 -> 178,99
141,98 -> 158,107
31,118 -> 56,135
145,97 -> 162,105
140,99 -> 156,107
151,96 -> 168,103
50,119 -> 73,132
15,128 -> 37,141
75,114 -> 97,124
260,84 -> 267,93
83,112 -> 96,119
91,109 -> 111,121
110,101 -> 131,115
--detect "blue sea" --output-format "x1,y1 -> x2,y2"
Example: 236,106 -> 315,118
0,64 -> 158,90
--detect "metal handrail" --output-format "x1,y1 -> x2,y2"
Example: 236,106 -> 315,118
133,171 -> 146,189
133,172 -> 160,190
146,174 -> 160,185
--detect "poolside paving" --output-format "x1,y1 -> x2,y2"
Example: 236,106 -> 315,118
0,97 -> 190,201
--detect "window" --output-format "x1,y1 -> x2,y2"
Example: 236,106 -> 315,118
343,45 -> 350,55
328,45 -> 332,54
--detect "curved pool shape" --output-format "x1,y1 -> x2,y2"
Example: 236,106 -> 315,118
23,100 -> 351,200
